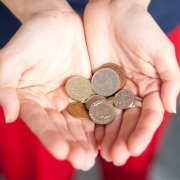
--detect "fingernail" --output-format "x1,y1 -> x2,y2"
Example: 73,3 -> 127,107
172,106 -> 176,114
3,108 -> 9,123
113,161 -> 121,166
172,93 -> 180,114
3,109 -> 13,123
5,117 -> 13,123
113,160 -> 125,166
105,158 -> 112,162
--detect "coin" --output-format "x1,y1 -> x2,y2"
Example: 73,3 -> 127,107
135,96 -> 143,102
101,63 -> 126,89
113,89 -> 135,109
65,76 -> 94,102
106,96 -> 114,106
89,100 -> 116,124
85,95 -> 107,110
129,99 -> 142,108
91,68 -> 120,97
67,102 -> 90,119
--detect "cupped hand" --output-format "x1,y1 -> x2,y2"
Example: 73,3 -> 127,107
84,0 -> 180,165
0,7 -> 97,170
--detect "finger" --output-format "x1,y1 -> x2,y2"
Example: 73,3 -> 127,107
100,109 -> 123,162
128,92 -> 164,156
0,54 -> 23,122
111,108 -> 140,166
63,111 -> 96,171
84,6 -> 120,70
155,46 -> 180,113
0,87 -> 20,123
95,124 -> 105,148
20,99 -> 69,160
47,109 -> 87,170
82,119 -> 98,156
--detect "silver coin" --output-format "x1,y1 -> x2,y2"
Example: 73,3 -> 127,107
113,89 -> 135,109
129,99 -> 142,108
89,100 -> 116,124
65,76 -> 94,102
91,68 -> 120,97
135,96 -> 143,102
85,95 -> 107,110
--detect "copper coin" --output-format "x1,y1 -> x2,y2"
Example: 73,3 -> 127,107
89,100 -> 116,124
67,102 -> 90,119
85,95 -> 107,110
101,63 -> 126,89
114,89 -> 135,109
91,68 -> 120,97
65,76 -> 94,102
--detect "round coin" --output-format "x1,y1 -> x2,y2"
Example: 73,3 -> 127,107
129,99 -> 142,108
89,101 -> 116,124
85,95 -> 107,110
91,68 -> 120,97
113,89 -> 135,109
67,102 -> 90,119
65,76 -> 94,102
101,63 -> 126,89
135,96 -> 143,102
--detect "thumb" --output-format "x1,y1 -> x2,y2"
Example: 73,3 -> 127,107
155,43 -> 180,113
0,50 -> 23,123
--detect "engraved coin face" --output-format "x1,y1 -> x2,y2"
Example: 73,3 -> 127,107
89,101 -> 116,124
85,95 -> 107,110
67,102 -> 90,119
65,76 -> 94,102
91,68 -> 120,97
101,63 -> 126,89
114,89 -> 135,109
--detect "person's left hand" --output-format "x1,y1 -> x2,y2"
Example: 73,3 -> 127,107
84,0 -> 180,165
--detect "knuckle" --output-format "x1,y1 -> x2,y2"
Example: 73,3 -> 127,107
157,41 -> 176,60
167,41 -> 175,54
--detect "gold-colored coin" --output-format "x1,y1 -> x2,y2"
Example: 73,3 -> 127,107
101,63 -> 126,89
67,102 -> 90,119
65,75 -> 94,102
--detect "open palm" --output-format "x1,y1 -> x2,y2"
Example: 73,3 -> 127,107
0,10 -> 97,170
84,0 -> 180,165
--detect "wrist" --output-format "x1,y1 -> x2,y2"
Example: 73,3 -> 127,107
88,0 -> 150,10
113,0 -> 151,9
1,0 -> 73,22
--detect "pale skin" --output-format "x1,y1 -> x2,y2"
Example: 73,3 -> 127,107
0,0 -> 180,170
84,0 -> 180,165
0,0 -> 97,171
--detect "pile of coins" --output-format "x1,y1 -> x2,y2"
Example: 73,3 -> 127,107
65,63 -> 142,125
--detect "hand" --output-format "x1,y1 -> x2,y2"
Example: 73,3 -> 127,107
0,7 -> 97,170
84,0 -> 180,165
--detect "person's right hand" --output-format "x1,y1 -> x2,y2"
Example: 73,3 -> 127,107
0,5 -> 97,170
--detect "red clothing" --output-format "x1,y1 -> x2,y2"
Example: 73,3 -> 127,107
0,27 -> 179,180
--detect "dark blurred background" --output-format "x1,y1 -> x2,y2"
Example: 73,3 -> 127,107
0,0 -> 180,48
